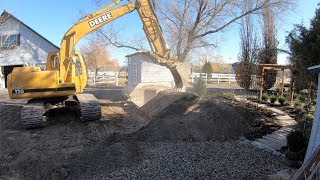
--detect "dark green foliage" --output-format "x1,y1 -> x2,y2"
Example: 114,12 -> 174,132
235,61 -> 254,90
278,96 -> 286,105
286,8 -> 320,91
202,61 -> 213,77
192,76 -> 207,96
269,95 -> 277,104
287,131 -> 307,152
262,93 -> 269,101
263,70 -> 277,90
306,113 -> 314,122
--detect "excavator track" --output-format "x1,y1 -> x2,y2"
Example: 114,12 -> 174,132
21,103 -> 46,129
76,94 -> 101,122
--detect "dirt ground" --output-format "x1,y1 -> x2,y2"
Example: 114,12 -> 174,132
0,89 -> 291,179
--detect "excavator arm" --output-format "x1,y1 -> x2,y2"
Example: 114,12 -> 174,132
136,0 -> 191,89
59,0 -> 190,89
59,1 -> 136,84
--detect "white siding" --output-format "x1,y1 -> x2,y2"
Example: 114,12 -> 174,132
127,52 -> 175,90
0,67 -> 4,89
127,55 -> 142,89
0,17 -> 59,66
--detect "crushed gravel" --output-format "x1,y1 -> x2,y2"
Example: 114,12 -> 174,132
67,140 -> 289,180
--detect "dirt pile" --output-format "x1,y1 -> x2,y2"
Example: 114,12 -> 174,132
134,92 -> 245,142
140,90 -> 190,117
128,84 -> 172,107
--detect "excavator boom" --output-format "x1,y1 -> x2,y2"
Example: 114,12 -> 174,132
136,0 -> 191,89
59,0 -> 190,90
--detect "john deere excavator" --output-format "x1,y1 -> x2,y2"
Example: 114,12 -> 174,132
7,0 -> 190,128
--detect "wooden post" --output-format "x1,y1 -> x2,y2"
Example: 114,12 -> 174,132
115,72 -> 119,86
259,68 -> 265,101
205,73 -> 208,85
281,69 -> 285,96
289,77 -> 295,106
192,73 -> 194,83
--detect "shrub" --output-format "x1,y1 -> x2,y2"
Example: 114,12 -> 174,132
306,113 -> 314,121
269,95 -> 277,104
287,131 -> 307,152
192,76 -> 207,96
262,93 -> 269,102
297,94 -> 306,102
294,98 -> 302,107
278,96 -> 286,105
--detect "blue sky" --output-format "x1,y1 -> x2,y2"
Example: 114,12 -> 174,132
0,0 -> 318,66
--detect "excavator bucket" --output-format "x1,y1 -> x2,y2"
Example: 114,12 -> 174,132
169,62 -> 191,91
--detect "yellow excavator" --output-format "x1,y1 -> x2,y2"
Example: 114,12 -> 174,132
7,0 -> 190,128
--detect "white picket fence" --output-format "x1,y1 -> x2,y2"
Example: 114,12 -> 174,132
90,72 -> 239,87
191,73 -> 237,84
88,71 -> 120,86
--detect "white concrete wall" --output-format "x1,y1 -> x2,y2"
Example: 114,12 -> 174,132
305,73 -> 320,163
0,16 -> 59,66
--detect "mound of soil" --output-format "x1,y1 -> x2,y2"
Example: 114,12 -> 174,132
133,92 -> 245,142
140,90 -> 190,117
230,102 -> 281,141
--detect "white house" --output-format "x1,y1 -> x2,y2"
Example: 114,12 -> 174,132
126,51 -> 175,90
0,11 -> 59,89
304,64 -> 320,163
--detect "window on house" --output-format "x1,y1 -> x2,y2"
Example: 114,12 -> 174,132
0,34 -> 20,48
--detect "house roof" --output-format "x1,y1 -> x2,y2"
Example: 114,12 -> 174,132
308,64 -> 320,75
1,10 -> 60,50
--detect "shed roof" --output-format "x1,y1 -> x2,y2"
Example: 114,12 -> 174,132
125,51 -> 152,58
308,65 -> 320,75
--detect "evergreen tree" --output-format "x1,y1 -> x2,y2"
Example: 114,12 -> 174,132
286,7 -> 320,91
202,61 -> 213,77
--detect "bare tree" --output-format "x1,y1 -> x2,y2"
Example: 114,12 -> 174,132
236,0 -> 260,90
259,0 -> 278,90
80,38 -> 119,86
91,0 -> 292,63
156,0 -> 292,62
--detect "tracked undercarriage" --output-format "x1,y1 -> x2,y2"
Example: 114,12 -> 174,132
20,94 -> 101,129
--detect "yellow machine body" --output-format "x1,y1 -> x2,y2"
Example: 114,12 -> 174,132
7,0 -> 190,100
8,51 -> 87,99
